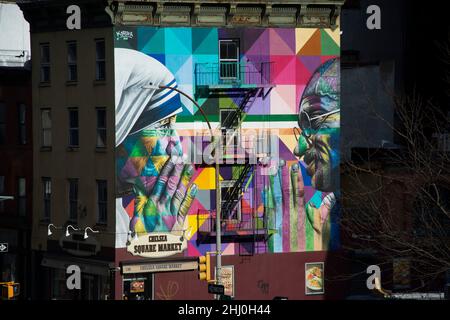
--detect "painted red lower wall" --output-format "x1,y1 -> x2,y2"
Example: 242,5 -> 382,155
115,250 -> 349,300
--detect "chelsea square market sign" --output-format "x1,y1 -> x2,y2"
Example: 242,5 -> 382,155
128,233 -> 187,258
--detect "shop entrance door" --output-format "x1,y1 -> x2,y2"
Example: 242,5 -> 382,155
123,274 -> 153,300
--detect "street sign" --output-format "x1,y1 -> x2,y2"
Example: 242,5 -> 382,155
208,283 -> 225,295
215,265 -> 235,298
0,243 -> 8,253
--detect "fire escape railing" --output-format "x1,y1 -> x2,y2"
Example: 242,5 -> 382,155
197,209 -> 267,234
195,62 -> 273,87
221,164 -> 254,218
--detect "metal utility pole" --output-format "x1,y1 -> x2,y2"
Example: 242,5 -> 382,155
214,135 -> 222,291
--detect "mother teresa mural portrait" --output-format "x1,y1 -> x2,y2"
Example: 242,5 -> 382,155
115,48 -> 197,245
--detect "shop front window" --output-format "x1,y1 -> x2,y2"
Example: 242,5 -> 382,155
123,274 -> 153,300
0,253 -> 16,282
50,268 -> 108,300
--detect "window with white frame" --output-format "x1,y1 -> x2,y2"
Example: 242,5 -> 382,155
40,43 -> 50,82
97,180 -> 107,224
67,41 -> 78,81
219,39 -> 239,79
42,177 -> 51,220
220,109 -> 240,155
68,179 -> 78,222
96,108 -> 106,148
68,109 -> 79,147
18,178 -> 26,217
220,180 -> 241,221
95,39 -> 106,81
18,104 -> 26,145
41,109 -> 52,147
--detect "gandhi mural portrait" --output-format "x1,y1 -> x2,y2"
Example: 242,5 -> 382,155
295,58 -> 340,193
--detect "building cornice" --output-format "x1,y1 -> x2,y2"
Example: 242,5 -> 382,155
18,0 -> 343,32
108,0 -> 344,29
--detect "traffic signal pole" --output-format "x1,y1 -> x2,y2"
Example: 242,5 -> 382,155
214,136 -> 222,298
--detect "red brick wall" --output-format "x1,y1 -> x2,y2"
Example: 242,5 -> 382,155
115,248 -> 349,300
0,68 -> 32,224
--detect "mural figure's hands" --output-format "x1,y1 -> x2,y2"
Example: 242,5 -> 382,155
318,193 -> 336,223
117,126 -> 182,196
291,162 -> 336,244
132,155 -> 197,233
290,163 -> 305,211
122,124 -> 197,234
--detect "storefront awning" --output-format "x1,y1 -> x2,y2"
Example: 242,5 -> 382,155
120,257 -> 198,275
41,256 -> 114,277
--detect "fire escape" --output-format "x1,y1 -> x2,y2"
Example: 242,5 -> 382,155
195,61 -> 275,255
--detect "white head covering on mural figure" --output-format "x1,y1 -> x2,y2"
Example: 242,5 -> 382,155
115,48 -> 185,248
114,48 -> 183,147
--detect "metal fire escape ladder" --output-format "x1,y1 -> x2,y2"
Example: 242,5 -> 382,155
220,87 -> 261,220
221,163 -> 254,218
221,87 -> 261,130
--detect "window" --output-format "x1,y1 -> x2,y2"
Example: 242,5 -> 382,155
41,109 -> 52,147
67,41 -> 77,81
97,180 -> 107,224
219,40 -> 239,79
18,104 -> 26,145
220,180 -> 241,221
251,130 -> 277,157
95,39 -> 106,81
42,178 -> 51,220
96,108 -> 106,148
68,109 -> 79,147
221,109 -> 240,155
0,176 -> 5,212
40,43 -> 50,82
17,178 -> 26,217
68,179 -> 78,222
0,102 -> 5,145
221,109 -> 240,129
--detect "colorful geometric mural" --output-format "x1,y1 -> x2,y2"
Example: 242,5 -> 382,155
114,27 -> 340,257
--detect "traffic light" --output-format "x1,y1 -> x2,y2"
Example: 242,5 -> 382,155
1,282 -> 20,300
198,254 -> 211,282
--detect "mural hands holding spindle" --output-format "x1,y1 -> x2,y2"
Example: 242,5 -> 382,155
133,156 -> 197,233
127,127 -> 197,234
263,159 -> 335,239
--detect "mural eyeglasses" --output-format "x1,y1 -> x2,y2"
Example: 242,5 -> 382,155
294,109 -> 340,153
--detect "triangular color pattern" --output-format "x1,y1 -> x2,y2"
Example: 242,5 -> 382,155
321,30 -> 340,56
295,28 -> 318,54
298,29 -> 321,56
269,28 -> 296,56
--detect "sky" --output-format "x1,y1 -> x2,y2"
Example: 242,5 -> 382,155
0,3 -> 31,67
